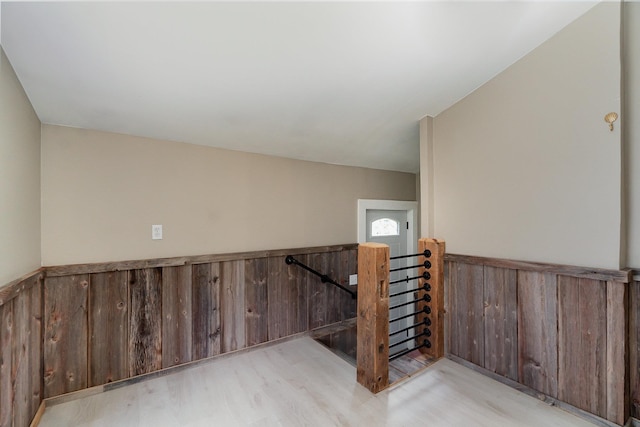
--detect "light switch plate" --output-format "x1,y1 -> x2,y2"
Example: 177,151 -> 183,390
349,274 -> 357,285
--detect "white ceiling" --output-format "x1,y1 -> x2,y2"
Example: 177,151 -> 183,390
1,1 -> 597,173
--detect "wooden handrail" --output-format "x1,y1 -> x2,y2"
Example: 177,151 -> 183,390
444,253 -> 630,283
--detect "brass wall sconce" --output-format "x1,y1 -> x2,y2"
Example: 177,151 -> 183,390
604,112 -> 618,131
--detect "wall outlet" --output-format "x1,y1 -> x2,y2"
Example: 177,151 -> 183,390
152,224 -> 163,240
349,274 -> 357,286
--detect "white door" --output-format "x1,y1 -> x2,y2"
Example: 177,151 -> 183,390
366,209 -> 411,353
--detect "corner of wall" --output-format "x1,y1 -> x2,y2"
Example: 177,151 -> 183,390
419,115 -> 434,239
623,1 -> 640,268
430,3 -> 622,268
0,45 -> 42,285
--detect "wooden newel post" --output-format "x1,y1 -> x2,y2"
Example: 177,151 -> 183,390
418,238 -> 445,358
356,242 -> 390,393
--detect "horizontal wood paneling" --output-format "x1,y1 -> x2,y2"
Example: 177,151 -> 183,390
41,245 -> 357,401
445,253 -> 631,283
45,244 -> 358,277
447,255 -> 630,425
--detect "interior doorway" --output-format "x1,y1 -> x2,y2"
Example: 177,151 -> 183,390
357,200 -> 418,353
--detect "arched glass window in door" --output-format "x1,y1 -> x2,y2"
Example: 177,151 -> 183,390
371,218 -> 400,236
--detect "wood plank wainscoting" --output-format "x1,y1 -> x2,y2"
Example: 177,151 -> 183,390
4,247 -> 640,426
0,270 -> 44,427
0,244 -> 357,426
631,271 -> 640,422
445,254 -> 632,426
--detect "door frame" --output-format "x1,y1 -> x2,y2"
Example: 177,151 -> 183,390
357,199 -> 418,256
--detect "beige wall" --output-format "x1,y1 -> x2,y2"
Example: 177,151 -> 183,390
423,3 -> 622,269
419,116 -> 434,238
0,46 -> 41,284
625,2 -> 640,267
41,125 -> 416,265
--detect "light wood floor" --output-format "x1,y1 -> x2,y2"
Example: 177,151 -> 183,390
38,337 -> 596,427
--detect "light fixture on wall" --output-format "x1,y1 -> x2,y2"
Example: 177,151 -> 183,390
604,112 -> 618,131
